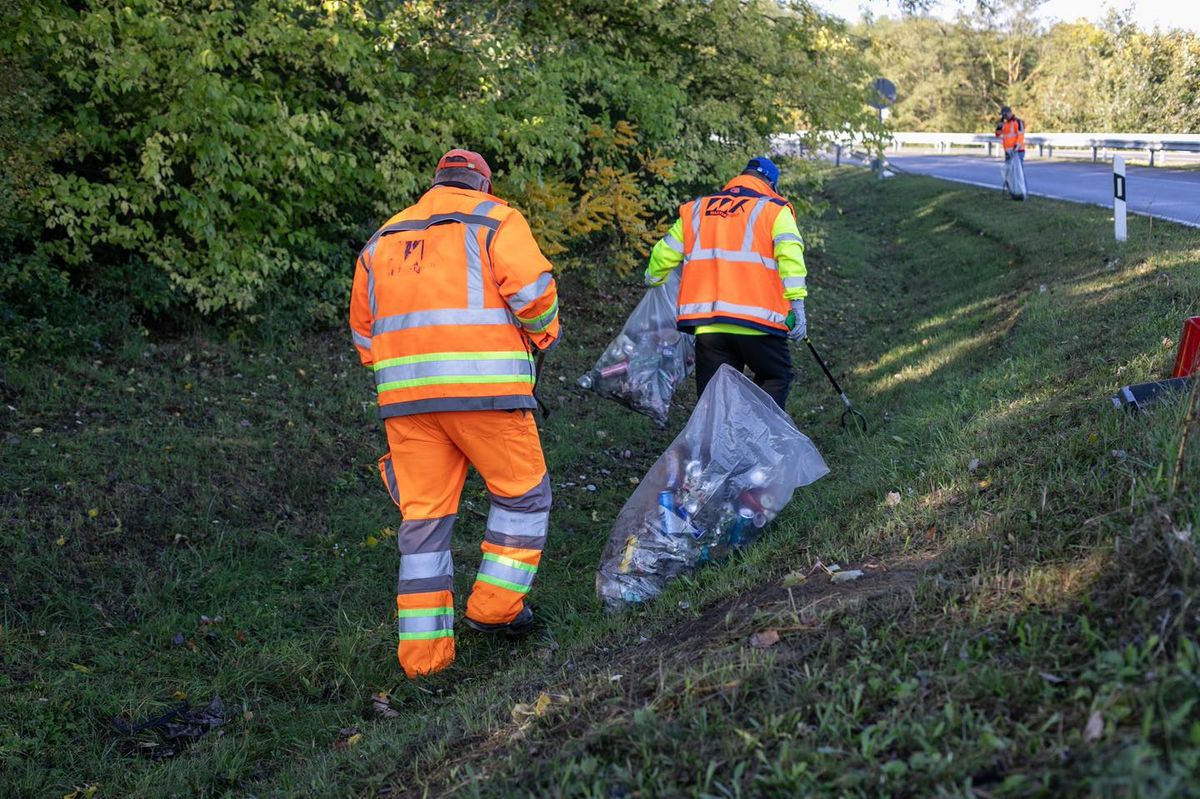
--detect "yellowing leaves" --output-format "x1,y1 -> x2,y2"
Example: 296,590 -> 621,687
511,691 -> 570,728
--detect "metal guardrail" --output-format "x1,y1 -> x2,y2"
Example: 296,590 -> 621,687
888,131 -> 1200,166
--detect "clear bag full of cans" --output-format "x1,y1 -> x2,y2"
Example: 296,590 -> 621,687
578,270 -> 695,427
596,365 -> 830,608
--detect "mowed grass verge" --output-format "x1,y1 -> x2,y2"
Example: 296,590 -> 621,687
1,166 -> 1198,797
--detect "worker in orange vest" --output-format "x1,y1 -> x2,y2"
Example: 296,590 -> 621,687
995,106 -> 1026,162
644,157 -> 808,409
349,149 -> 560,678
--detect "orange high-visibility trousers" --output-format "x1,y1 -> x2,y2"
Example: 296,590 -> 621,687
379,408 -> 551,678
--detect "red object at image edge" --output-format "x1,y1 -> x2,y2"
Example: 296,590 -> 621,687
1173,316 -> 1200,378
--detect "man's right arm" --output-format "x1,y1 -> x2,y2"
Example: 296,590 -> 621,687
644,217 -> 685,286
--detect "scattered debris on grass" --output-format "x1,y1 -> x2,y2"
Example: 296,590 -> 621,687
885,491 -> 902,507
749,629 -> 781,648
112,697 -> 228,759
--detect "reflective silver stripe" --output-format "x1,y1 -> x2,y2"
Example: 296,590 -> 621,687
490,474 -> 552,513
379,395 -> 537,418
465,224 -> 485,309
399,550 -> 453,581
376,358 -> 534,384
372,308 -> 514,335
518,298 -> 558,333
397,575 -> 453,594
367,262 -> 378,317
352,330 -> 372,350
782,276 -> 807,290
508,272 -> 553,312
382,456 -> 400,506
398,516 -> 455,555
773,232 -> 803,245
478,557 -> 536,588
487,507 -> 550,538
359,238 -> 379,270
689,199 -> 702,250
741,199 -> 767,251
379,213 -> 500,234
678,301 -> 787,325
662,233 -> 684,254
399,614 -> 454,634
687,248 -> 777,271
465,200 -> 499,310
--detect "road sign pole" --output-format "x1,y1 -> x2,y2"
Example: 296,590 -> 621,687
1113,155 -> 1127,242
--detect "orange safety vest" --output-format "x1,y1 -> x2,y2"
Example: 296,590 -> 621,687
349,186 -> 560,418
676,175 -> 794,336
998,117 -> 1025,151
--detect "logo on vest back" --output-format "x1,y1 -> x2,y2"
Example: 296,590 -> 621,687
704,197 -> 751,218
403,239 -> 425,273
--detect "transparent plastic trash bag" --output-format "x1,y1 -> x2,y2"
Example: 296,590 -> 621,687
579,270 -> 695,427
596,365 -> 830,608
1002,153 -> 1027,201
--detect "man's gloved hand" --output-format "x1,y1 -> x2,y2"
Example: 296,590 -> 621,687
787,299 -> 807,342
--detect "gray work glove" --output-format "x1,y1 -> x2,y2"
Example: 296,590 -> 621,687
787,299 -> 807,342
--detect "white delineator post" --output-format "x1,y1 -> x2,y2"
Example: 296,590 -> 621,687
1113,155 -> 1127,242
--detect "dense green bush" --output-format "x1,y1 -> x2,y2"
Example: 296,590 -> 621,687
0,0 -> 878,356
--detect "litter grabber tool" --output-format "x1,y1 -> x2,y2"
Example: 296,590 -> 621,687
533,349 -> 552,420
802,336 -> 867,432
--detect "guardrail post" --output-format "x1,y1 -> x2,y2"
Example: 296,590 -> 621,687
987,141 -> 994,158
1047,145 -> 1054,159
1038,143 -> 1044,158
1114,155 -> 1127,242
835,144 -> 842,166
1092,146 -> 1098,162
1147,148 -> 1155,167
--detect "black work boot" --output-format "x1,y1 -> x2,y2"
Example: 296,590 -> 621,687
463,606 -> 535,636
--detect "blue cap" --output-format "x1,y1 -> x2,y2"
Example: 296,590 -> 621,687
745,157 -> 780,188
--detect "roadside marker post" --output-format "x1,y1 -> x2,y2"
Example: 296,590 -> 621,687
1113,155 -> 1127,242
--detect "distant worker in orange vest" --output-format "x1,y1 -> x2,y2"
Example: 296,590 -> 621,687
349,149 -> 560,678
644,157 -> 808,410
995,105 -> 1026,162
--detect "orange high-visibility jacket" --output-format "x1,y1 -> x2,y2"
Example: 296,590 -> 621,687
997,117 -> 1025,151
676,175 -> 796,336
349,185 -> 560,418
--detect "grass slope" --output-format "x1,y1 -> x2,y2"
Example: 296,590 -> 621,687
1,168 -> 1198,798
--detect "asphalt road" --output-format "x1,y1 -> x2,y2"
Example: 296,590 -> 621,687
883,154 -> 1200,228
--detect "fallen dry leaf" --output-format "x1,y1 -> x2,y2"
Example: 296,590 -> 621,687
1083,710 -> 1104,742
782,571 -> 807,586
749,629 -> 781,649
511,692 -> 569,726
885,491 -> 901,507
370,692 -> 400,719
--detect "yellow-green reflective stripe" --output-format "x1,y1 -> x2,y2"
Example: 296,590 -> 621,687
476,573 -> 531,594
482,552 -> 537,573
377,374 -> 536,393
398,629 -> 455,641
373,351 -> 532,371
518,299 -> 558,332
397,607 -> 454,618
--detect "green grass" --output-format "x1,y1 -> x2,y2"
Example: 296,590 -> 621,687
2,167 -> 1199,798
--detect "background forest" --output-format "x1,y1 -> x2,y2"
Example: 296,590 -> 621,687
866,0 -> 1200,133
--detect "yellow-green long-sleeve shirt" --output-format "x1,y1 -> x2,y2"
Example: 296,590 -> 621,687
644,206 -> 807,335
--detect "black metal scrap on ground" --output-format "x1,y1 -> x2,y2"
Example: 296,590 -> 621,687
112,696 -> 228,760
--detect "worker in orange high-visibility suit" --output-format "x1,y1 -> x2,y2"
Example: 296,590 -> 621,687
349,149 -> 560,678
644,157 -> 808,410
995,105 -> 1026,162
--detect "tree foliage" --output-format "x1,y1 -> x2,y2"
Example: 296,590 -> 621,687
865,3 -> 1200,133
0,0 -> 879,354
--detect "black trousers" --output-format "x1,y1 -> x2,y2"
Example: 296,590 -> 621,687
695,332 -> 793,410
